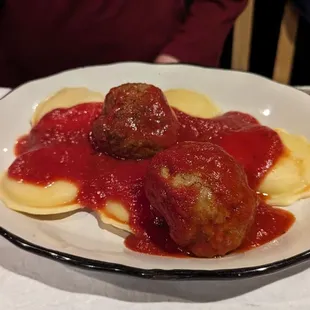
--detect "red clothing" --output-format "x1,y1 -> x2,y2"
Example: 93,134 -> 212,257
0,0 -> 246,87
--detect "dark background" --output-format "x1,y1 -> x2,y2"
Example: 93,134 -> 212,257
1,1 -> 309,85
220,0 -> 310,85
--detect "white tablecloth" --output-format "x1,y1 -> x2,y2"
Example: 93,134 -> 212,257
1,87 -> 310,310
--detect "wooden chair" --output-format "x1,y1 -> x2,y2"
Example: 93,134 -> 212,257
231,0 -> 300,84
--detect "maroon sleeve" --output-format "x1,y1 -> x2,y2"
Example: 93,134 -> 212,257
161,0 -> 247,67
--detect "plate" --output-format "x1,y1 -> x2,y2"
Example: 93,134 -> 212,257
1,62 -> 310,280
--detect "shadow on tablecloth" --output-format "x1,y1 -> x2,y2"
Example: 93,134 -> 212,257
1,240 -> 310,303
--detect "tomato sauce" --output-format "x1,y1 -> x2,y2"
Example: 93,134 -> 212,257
126,201 -> 295,257
239,201 -> 295,251
10,103 -> 295,257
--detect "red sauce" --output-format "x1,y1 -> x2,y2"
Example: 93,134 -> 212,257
125,216 -> 189,257
126,201 -> 295,256
175,110 -> 284,189
175,110 -> 260,143
239,201 -> 295,251
15,135 -> 30,156
10,103 -> 295,257
215,125 -> 284,189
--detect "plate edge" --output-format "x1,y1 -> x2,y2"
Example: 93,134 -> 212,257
1,62 -> 307,103
1,62 -> 309,280
1,226 -> 309,280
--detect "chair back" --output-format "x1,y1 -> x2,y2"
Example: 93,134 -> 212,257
232,0 -> 299,84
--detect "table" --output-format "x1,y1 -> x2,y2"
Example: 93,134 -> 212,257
1,87 -> 310,310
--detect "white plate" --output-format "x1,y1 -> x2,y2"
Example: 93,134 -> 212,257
1,62 -> 310,280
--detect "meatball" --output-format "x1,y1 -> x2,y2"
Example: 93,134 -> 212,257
145,142 -> 257,258
92,83 -> 179,159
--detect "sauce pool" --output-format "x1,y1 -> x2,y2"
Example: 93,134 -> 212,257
10,103 -> 295,257
125,201 -> 295,256
238,201 -> 295,252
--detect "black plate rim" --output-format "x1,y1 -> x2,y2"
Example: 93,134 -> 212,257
1,226 -> 310,280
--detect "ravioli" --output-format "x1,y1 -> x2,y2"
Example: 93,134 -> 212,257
164,88 -> 221,118
259,129 -> 310,206
97,201 -> 132,233
0,172 -> 132,230
0,87 -> 309,235
32,87 -> 105,125
0,174 -> 80,215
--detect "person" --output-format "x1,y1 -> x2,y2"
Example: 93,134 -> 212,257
0,0 -> 247,87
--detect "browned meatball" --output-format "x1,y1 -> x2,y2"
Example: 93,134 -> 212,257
92,83 -> 179,159
144,142 -> 257,258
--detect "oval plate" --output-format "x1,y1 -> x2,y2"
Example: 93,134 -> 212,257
1,62 -> 310,280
